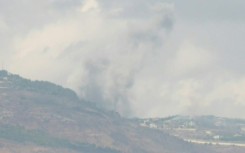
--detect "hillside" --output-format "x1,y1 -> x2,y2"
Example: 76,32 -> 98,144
137,115 -> 245,152
0,70 -> 220,152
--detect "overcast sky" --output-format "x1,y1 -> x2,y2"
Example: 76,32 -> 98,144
0,0 -> 245,118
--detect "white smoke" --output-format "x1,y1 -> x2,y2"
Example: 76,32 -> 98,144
0,0 -> 245,118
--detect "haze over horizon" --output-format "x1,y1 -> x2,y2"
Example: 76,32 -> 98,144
0,0 -> 244,118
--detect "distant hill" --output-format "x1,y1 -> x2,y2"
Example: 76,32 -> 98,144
0,70 -> 234,153
136,115 -> 245,151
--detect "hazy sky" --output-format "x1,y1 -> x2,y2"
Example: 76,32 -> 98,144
0,0 -> 245,118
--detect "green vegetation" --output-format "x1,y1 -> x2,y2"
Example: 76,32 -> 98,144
0,70 -> 78,100
221,135 -> 245,143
